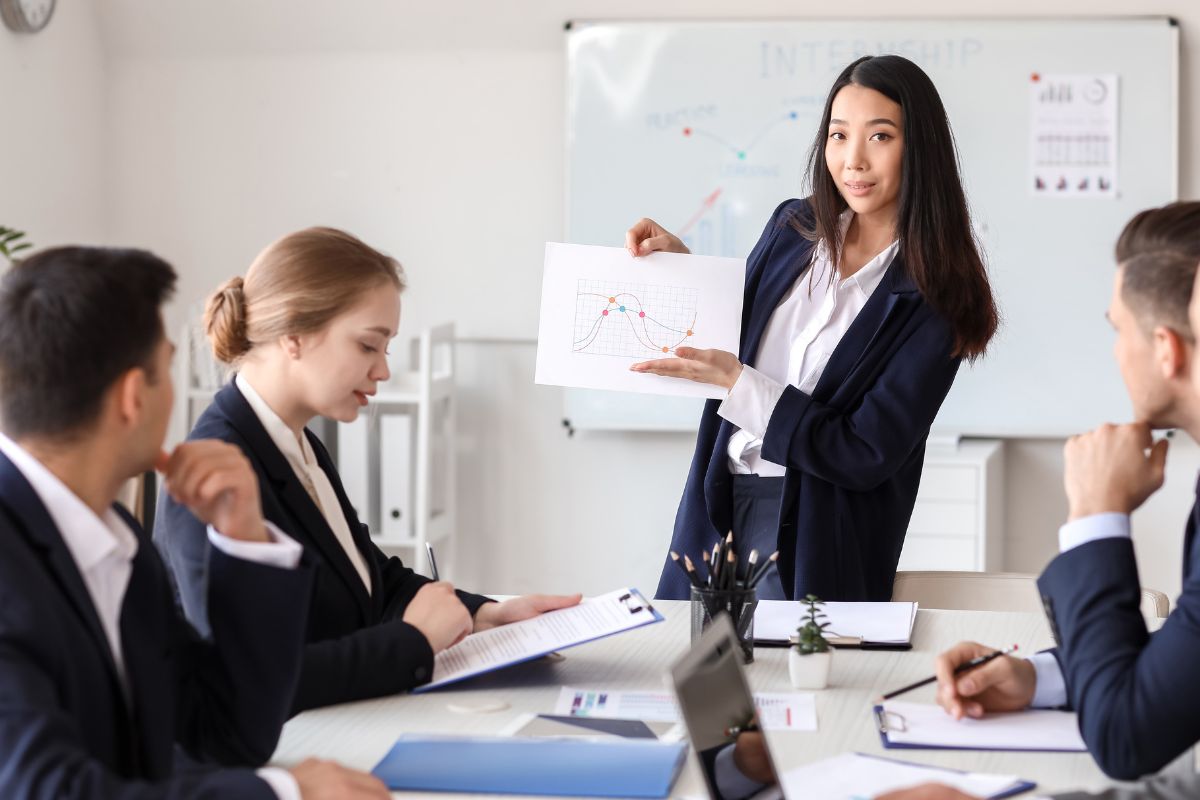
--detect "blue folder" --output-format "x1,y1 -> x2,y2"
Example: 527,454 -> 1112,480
371,734 -> 688,797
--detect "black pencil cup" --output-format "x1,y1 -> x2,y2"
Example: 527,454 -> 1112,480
690,585 -> 757,663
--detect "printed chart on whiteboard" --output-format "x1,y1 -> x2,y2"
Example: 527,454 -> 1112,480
573,280 -> 700,358
1029,73 -> 1119,198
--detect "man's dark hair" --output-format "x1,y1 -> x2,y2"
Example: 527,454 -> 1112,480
0,246 -> 177,439
1116,202 -> 1200,341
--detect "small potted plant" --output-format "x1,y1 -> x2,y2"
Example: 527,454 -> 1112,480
788,594 -> 833,689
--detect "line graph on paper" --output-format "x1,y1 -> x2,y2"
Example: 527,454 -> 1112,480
572,279 -> 699,358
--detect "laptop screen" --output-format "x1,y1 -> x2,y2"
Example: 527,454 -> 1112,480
670,615 -> 783,800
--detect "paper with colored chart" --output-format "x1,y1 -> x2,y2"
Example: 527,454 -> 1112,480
535,243 -> 745,398
554,687 -> 816,731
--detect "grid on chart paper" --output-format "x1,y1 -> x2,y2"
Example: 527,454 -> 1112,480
572,279 -> 700,358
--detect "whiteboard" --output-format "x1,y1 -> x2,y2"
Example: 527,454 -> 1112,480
564,18 -> 1179,437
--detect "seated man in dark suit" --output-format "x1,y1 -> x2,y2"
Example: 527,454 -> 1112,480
0,247 -> 388,798
888,203 -> 1200,798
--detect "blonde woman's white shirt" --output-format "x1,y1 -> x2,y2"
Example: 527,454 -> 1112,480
236,374 -> 373,595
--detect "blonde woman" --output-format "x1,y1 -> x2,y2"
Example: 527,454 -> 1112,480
155,227 -> 579,713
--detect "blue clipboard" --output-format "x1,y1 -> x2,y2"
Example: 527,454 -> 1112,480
413,588 -> 663,692
853,752 -> 1037,800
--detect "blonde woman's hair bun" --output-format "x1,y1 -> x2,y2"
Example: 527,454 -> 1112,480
204,275 -> 251,364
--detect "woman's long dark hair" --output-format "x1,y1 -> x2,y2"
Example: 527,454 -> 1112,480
801,54 -> 999,361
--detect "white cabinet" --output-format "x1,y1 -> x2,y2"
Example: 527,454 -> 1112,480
898,440 -> 1005,572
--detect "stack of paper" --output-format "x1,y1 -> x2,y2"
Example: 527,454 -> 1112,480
754,600 -> 918,647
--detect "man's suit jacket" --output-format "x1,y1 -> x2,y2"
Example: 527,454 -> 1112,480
1053,771 -> 1200,800
0,451 -> 313,798
657,198 -> 962,601
155,382 -> 492,714
1038,489 -> 1200,780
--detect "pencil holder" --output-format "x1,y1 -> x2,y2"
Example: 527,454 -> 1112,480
690,585 -> 757,663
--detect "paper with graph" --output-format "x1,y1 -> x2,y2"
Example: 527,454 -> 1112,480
535,243 -> 745,398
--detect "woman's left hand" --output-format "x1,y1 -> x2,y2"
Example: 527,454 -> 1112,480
630,347 -> 744,390
473,593 -> 583,632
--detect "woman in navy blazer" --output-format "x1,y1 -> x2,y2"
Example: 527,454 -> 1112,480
629,56 -> 999,601
156,227 -> 579,714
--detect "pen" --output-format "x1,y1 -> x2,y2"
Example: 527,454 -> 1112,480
710,541 -> 722,587
877,644 -> 1019,701
425,542 -> 440,581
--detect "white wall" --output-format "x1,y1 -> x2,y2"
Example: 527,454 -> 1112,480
92,0 -> 1200,600
0,1 -> 106,247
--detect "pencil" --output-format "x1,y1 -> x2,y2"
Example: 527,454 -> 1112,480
744,549 -> 759,586
669,551 -> 694,589
746,551 -> 778,589
877,644 -> 1020,702
682,554 -> 703,589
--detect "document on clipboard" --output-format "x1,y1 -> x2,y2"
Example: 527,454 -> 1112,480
874,701 -> 1087,752
754,600 -> 918,649
415,588 -> 663,692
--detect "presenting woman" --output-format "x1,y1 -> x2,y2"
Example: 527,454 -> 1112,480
629,55 -> 999,601
156,227 -> 579,713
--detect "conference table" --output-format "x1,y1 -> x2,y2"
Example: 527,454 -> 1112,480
272,600 -> 1115,798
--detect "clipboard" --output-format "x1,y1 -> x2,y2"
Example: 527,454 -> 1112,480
873,703 -> 1088,753
753,600 -> 916,649
755,634 -> 913,650
818,752 -> 1039,800
415,588 -> 663,692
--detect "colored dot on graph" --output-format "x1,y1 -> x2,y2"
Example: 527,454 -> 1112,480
602,309 -> 609,316
737,151 -> 746,160
608,296 -> 616,302
789,111 -> 798,119
639,311 -> 646,318
687,330 -> 693,336
619,305 -> 626,312
682,127 -> 692,136
662,346 -> 669,353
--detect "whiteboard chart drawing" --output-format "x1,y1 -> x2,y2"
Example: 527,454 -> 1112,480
536,243 -> 744,399
572,280 -> 699,358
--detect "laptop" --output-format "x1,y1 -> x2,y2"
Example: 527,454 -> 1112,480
670,615 -> 785,800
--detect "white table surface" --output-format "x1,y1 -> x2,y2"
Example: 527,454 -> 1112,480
272,601 -> 1115,798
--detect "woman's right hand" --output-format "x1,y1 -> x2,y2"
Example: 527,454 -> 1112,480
625,218 -> 690,257
403,581 -> 474,653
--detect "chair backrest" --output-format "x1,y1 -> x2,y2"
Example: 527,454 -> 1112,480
892,571 -> 1170,625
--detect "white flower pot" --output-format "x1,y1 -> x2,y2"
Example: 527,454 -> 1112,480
788,648 -> 832,689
